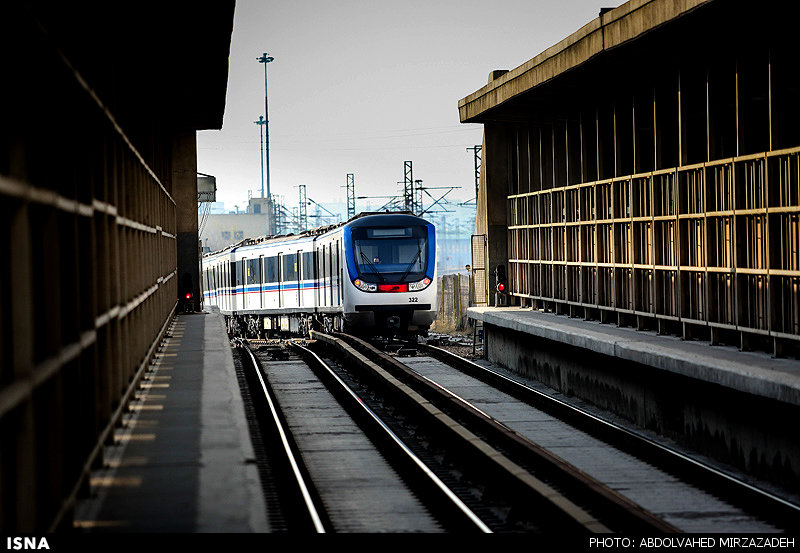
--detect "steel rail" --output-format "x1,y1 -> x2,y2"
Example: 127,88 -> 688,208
292,342 -> 493,533
419,343 -> 800,532
241,343 -> 326,533
311,331 -> 614,533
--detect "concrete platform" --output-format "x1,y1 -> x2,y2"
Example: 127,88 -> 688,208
73,308 -> 268,533
469,306 -> 800,406
468,306 -> 800,491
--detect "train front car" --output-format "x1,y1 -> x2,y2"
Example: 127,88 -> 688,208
342,213 -> 437,337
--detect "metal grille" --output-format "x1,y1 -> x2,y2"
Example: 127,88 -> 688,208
471,234 -> 487,305
506,141 -> 800,353
0,9 -> 182,532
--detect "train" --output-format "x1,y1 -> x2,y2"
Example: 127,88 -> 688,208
201,211 -> 438,339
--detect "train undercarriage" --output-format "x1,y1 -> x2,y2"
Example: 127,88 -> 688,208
225,311 -> 430,340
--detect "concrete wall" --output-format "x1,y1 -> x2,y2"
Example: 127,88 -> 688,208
484,323 -> 800,489
431,274 -> 472,333
0,1 -> 233,532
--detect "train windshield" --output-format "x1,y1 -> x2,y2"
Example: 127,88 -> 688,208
352,226 -> 429,283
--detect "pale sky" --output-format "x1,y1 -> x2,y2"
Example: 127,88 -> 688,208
197,0 -> 617,215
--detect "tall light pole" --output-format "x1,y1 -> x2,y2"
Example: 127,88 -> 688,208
256,53 -> 274,199
254,116 -> 265,198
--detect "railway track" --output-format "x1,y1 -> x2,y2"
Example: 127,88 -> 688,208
234,333 -> 800,533
235,338 -> 488,532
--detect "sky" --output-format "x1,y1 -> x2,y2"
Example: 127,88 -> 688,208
196,0 -> 617,216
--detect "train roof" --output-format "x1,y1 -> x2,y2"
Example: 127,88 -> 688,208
344,212 -> 432,228
202,211 -> 431,258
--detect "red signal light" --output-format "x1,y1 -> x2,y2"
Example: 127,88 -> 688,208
185,292 -> 192,300
495,264 -> 508,294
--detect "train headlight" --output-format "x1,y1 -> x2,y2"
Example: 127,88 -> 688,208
407,277 -> 431,291
353,278 -> 378,292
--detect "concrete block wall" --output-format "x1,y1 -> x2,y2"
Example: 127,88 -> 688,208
431,274 -> 472,333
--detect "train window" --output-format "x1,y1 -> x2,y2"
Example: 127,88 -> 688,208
237,261 -> 244,287
247,258 -> 260,285
368,228 -> 411,237
230,262 -> 237,288
352,225 -> 428,283
282,253 -> 298,281
302,251 -> 315,280
265,256 -> 279,282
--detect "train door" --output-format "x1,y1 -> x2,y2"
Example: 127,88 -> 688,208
277,252 -> 284,308
304,250 -> 315,308
242,257 -> 249,310
259,255 -> 264,309
297,249 -> 304,308
237,259 -> 245,311
224,261 -> 229,311
317,244 -> 326,307
329,243 -> 334,305
222,262 -> 227,311
335,240 -> 341,305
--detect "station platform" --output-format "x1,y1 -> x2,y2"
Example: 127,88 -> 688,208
73,308 -> 269,533
468,306 -> 800,406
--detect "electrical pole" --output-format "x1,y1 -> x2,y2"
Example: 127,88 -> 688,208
346,173 -> 355,219
257,53 -> 274,197
298,184 -> 308,232
404,161 -> 413,212
467,145 -> 482,203
254,116 -> 265,198
414,179 -> 423,216
257,53 -> 275,235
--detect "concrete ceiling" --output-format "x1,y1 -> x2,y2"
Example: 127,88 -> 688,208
27,0 -> 235,131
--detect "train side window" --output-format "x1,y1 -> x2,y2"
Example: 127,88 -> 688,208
265,256 -> 279,282
247,258 -> 259,285
237,260 -> 244,287
282,253 -> 298,281
302,251 -> 315,280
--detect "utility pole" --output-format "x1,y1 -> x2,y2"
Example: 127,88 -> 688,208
467,145 -> 482,203
257,54 -> 274,191
404,161 -> 413,212
414,179 -> 423,216
298,184 -> 308,232
254,116 -> 265,198
346,173 -> 355,219
273,195 -> 284,234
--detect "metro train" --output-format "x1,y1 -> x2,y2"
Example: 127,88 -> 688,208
201,212 -> 438,338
